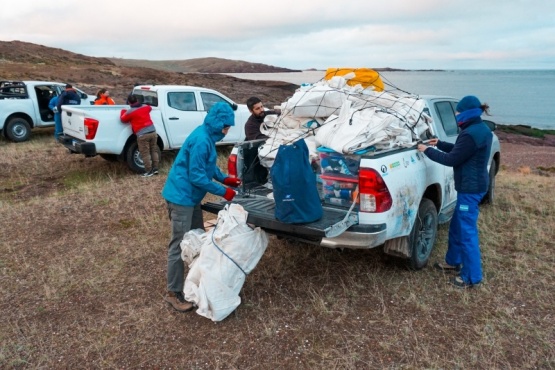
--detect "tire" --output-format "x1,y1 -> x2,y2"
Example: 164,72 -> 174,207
408,198 -> 438,270
481,161 -> 497,205
5,117 -> 32,142
99,154 -> 119,162
125,141 -> 162,173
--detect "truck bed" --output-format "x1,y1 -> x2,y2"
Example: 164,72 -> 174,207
202,195 -> 356,240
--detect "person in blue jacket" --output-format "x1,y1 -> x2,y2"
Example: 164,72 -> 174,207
161,102 -> 242,311
48,93 -> 61,141
417,95 -> 493,288
55,84 -> 81,140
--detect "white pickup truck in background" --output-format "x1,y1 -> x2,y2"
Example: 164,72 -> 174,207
202,95 -> 501,270
0,80 -> 93,142
59,85 -> 250,173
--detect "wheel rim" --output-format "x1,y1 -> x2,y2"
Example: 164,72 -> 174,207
133,150 -> 145,169
416,213 -> 435,260
12,123 -> 27,139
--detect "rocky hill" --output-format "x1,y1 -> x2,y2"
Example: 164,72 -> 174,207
0,40 -> 298,107
110,57 -> 301,73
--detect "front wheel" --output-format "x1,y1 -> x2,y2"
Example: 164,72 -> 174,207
408,198 -> 438,270
125,141 -> 161,173
5,117 -> 32,142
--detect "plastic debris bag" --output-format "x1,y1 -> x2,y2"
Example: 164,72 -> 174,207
182,204 -> 268,322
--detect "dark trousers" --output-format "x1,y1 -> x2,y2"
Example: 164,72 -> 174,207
137,132 -> 159,172
166,201 -> 204,292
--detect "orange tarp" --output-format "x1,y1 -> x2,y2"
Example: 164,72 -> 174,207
324,68 -> 384,92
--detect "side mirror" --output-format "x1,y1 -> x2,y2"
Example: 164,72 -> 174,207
483,119 -> 497,132
230,103 -> 238,111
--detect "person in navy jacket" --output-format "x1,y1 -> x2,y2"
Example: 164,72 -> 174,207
418,95 -> 493,288
161,102 -> 241,311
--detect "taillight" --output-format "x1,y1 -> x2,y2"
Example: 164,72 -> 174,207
84,118 -> 99,140
358,168 -> 392,212
228,153 -> 237,178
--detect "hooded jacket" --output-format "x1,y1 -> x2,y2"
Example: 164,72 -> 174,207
162,102 -> 235,206
120,103 -> 153,134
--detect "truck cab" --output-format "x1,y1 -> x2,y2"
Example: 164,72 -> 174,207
0,81 -> 93,142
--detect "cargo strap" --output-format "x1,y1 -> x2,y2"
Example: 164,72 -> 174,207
323,185 -> 359,238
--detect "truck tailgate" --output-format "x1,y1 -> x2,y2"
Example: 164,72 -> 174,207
202,196 -> 358,238
62,107 -> 87,140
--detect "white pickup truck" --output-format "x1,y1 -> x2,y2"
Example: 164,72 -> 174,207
0,80 -> 94,142
202,95 -> 501,269
59,85 -> 251,172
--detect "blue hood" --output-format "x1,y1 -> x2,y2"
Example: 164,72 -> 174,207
204,102 -> 235,142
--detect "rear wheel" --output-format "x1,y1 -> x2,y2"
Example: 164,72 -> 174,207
125,141 -> 161,173
408,198 -> 438,270
5,117 -> 32,142
481,161 -> 497,205
99,154 -> 119,162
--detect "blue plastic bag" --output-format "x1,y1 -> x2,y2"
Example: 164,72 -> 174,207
271,139 -> 323,224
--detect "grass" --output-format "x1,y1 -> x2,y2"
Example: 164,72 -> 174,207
497,124 -> 555,138
1,130 -> 554,369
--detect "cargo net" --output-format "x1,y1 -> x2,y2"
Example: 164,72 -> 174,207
256,69 -> 432,170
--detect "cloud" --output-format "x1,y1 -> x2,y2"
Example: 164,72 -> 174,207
1,0 -> 554,69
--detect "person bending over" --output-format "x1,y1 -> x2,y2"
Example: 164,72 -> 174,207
161,102 -> 242,312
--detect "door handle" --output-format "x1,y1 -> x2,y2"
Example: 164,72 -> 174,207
169,117 -> 179,120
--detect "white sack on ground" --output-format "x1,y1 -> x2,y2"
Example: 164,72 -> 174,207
182,204 -> 268,322
180,229 -> 208,265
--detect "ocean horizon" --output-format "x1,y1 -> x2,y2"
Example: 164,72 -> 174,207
225,70 -> 555,130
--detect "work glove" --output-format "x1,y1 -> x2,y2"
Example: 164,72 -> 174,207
223,177 -> 242,187
223,188 -> 236,201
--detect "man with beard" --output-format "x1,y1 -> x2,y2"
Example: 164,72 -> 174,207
244,96 -> 279,141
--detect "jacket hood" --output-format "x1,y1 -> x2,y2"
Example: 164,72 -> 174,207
203,102 -> 235,141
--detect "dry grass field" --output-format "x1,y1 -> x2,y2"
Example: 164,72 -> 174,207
1,130 -> 554,369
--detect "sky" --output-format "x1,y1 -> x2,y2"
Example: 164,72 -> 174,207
1,0 -> 554,70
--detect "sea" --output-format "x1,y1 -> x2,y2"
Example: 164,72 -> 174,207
225,70 -> 555,130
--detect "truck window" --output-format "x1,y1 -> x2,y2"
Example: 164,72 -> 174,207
168,92 -> 197,111
200,92 -> 228,112
134,91 -> 158,107
0,81 -> 28,98
434,101 -> 458,136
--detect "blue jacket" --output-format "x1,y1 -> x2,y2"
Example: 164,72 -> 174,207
162,102 -> 235,207
48,96 -> 59,114
56,88 -> 81,112
424,118 -> 492,193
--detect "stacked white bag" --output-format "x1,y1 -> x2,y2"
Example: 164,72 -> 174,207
256,72 -> 432,167
181,204 -> 268,322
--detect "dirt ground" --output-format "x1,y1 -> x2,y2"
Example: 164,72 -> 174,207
495,131 -> 555,173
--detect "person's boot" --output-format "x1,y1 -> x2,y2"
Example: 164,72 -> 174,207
164,291 -> 194,312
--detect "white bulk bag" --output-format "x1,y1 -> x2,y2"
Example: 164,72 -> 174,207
283,85 -> 347,118
182,204 -> 268,322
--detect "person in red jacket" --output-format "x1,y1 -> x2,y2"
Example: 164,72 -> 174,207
120,94 -> 159,177
94,88 -> 115,105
